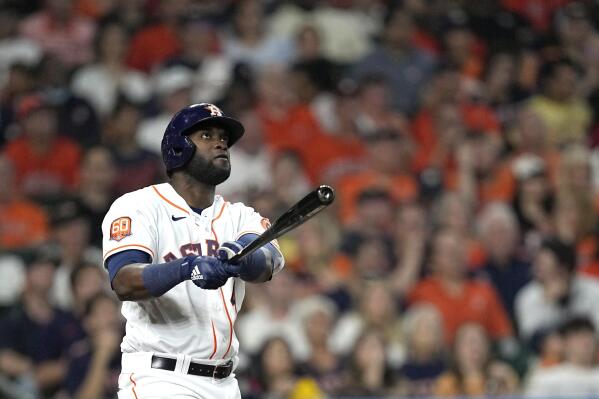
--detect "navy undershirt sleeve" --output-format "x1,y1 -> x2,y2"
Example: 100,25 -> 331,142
105,249 -> 152,283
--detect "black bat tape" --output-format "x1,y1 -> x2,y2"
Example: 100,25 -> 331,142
229,186 -> 335,263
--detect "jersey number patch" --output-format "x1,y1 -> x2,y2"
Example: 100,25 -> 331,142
110,217 -> 132,241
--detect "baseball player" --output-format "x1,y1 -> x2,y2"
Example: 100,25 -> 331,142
101,103 -> 284,398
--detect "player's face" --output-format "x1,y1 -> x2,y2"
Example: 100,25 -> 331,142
186,125 -> 231,185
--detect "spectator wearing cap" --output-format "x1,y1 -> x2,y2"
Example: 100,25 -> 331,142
528,59 -> 592,148
408,228 -> 514,345
525,317 -> 599,397
163,16 -> 232,104
62,293 -> 122,399
19,0 -> 95,67
0,8 -> 41,88
49,198 -> 102,310
352,7 -> 436,115
0,251 -> 82,398
515,239 -> 599,340
126,0 -> 186,73
0,155 -> 49,250
511,155 -> 554,241
2,94 -> 82,199
475,202 -> 531,323
136,66 -> 193,154
71,21 -> 151,117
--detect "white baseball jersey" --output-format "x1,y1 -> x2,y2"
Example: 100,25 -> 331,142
101,182 -> 284,362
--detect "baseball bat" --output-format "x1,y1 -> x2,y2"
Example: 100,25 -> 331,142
229,185 -> 335,263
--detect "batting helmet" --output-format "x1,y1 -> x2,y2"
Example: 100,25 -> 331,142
161,103 -> 245,172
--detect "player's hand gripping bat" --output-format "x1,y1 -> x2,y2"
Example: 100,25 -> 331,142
229,185 -> 335,263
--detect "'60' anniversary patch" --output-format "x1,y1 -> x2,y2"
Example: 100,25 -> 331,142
110,217 -> 132,241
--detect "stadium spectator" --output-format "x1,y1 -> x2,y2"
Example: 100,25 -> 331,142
476,202 -> 531,322
331,281 -> 403,366
164,16 -> 232,104
217,110 -> 273,199
69,262 -> 109,318
49,198 -> 101,310
352,7 -> 436,114
408,228 -> 514,344
0,251 -> 82,398
125,0 -> 186,73
396,304 -> 446,397
63,292 -> 122,399
71,21 -> 150,117
102,100 -> 161,197
525,316 -> 599,397
0,155 -> 49,250
515,238 -> 599,340
0,8 -> 41,87
2,94 -> 81,199
528,59 -> 592,147
223,0 -> 294,72
236,271 -> 310,361
137,66 -> 193,154
299,296 -> 345,394
19,0 -> 95,67
338,329 -> 396,397
434,322 -> 519,396
338,129 -> 417,224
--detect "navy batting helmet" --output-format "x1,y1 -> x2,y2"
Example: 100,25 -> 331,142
161,103 -> 244,172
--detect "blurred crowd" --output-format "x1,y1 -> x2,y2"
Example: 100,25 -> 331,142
0,0 -> 599,398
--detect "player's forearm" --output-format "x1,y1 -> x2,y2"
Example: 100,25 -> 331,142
112,263 -> 153,300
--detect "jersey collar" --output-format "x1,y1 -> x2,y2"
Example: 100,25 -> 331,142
152,183 -> 224,219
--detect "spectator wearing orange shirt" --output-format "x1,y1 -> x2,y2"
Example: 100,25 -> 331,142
126,0 -> 186,72
3,95 -> 81,200
0,155 -> 48,250
408,228 -> 514,345
338,129 -> 418,224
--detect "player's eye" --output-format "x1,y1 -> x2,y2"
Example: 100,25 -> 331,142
201,132 -> 211,139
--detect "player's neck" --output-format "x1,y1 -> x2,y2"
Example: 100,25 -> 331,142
170,173 -> 215,209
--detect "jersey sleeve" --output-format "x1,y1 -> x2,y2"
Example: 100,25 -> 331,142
102,194 -> 158,267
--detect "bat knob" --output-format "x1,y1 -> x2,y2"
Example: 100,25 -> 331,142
317,185 -> 335,205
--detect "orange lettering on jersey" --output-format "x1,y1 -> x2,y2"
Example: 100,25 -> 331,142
110,217 -> 132,241
261,218 -> 272,230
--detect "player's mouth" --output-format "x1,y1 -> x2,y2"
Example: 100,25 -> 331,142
214,154 -> 229,161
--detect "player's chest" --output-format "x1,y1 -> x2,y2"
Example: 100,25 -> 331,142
158,209 -> 235,262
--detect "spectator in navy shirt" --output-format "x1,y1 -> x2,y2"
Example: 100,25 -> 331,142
0,251 -> 82,398
63,292 -> 122,399
476,202 -> 532,324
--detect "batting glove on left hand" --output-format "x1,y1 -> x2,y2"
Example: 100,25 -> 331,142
189,256 -> 240,290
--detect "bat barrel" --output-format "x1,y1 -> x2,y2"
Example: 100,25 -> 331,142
317,185 -> 335,205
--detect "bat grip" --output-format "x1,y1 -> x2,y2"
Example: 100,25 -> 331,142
228,230 -> 275,263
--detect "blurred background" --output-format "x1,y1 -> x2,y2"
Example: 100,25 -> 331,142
0,0 -> 599,398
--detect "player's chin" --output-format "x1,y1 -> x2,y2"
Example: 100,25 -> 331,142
212,157 -> 230,171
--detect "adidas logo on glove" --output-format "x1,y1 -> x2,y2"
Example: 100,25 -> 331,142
191,265 -> 204,281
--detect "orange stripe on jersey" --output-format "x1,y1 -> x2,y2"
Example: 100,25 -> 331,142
209,320 -> 218,360
104,244 -> 155,261
152,185 -> 190,215
219,287 -> 234,358
130,373 -> 139,399
210,202 -> 228,241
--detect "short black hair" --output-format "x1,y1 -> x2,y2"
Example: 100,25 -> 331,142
540,238 -> 577,273
559,316 -> 595,337
83,292 -> 116,319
